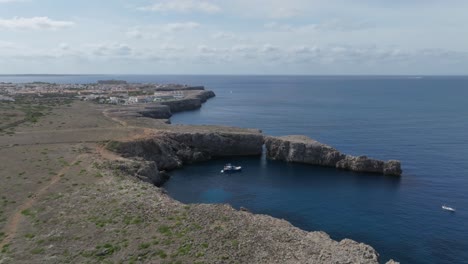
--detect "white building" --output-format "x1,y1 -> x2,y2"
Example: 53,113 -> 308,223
128,96 -> 139,104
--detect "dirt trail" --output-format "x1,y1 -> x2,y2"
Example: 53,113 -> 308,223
0,154 -> 85,249
102,109 -> 128,127
97,144 -> 127,161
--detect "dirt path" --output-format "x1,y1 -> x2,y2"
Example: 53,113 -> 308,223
0,154 -> 85,249
97,144 -> 126,161
102,109 -> 128,127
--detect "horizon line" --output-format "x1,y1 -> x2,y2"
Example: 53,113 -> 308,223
1,74 -> 468,77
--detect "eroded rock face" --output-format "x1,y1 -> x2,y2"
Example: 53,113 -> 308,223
137,105 -> 172,119
265,135 -> 345,167
103,90 -> 215,122
109,130 -> 264,171
106,159 -> 169,186
336,155 -> 385,174
336,156 -> 402,176
383,160 -> 403,176
265,135 -> 402,176
161,90 -> 216,113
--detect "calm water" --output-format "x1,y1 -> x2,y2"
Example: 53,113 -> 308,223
2,75 -> 468,263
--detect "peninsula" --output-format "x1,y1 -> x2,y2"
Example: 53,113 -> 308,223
0,82 -> 399,264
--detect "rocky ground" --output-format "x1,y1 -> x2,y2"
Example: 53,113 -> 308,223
0,96 -> 398,263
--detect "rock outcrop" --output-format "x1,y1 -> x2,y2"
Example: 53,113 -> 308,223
108,130 -> 264,171
105,159 -> 169,186
103,90 -> 215,123
161,90 -> 216,113
336,156 -> 402,176
155,85 -> 206,91
265,135 -> 345,167
265,135 -> 402,176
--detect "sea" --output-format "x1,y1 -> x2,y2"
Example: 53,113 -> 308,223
2,75 -> 467,264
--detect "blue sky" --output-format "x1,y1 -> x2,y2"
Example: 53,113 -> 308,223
0,0 -> 467,74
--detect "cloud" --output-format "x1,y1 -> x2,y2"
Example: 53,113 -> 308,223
88,43 -> 133,57
212,31 -> 235,40
269,6 -> 301,19
138,0 -> 221,14
291,45 -> 320,55
59,43 -> 70,51
0,0 -> 27,3
0,40 -> 14,48
260,44 -> 279,53
231,45 -> 256,53
211,31 -> 246,42
126,22 -> 200,39
165,22 -> 200,31
0,17 -> 74,30
264,19 -> 371,33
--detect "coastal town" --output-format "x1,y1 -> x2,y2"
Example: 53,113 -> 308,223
0,80 -> 200,105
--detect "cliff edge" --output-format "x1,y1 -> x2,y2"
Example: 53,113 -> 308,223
265,135 -> 402,176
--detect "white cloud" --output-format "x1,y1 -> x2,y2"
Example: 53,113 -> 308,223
3,0 -> 468,74
164,22 -> 199,31
138,0 -> 221,14
291,45 -> 320,55
0,0 -> 26,3
59,43 -> 70,51
211,31 -> 246,42
126,22 -> 200,39
264,19 -> 371,34
260,44 -> 279,53
159,44 -> 185,52
231,45 -> 256,53
212,31 -> 235,40
0,40 -> 14,48
126,28 -> 149,39
88,43 -> 133,57
0,17 -> 74,30
269,6 -> 300,19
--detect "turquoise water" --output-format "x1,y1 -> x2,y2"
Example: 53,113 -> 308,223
2,75 -> 468,263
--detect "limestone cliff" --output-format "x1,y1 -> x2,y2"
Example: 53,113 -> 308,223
161,90 -> 216,113
101,88 -> 402,263
265,135 -> 346,167
265,135 -> 402,176
107,129 -> 264,172
103,90 -> 215,123
336,156 -> 402,176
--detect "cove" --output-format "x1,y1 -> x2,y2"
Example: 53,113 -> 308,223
163,75 -> 468,264
163,155 -> 406,263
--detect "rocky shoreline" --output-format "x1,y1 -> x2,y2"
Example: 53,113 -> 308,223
265,135 -> 402,176
106,87 -> 402,178
104,86 -> 401,263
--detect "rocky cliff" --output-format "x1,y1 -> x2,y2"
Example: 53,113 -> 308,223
102,90 -> 215,124
155,85 -> 206,91
265,135 -> 402,176
101,87 -> 402,263
107,129 -> 264,178
161,90 -> 216,113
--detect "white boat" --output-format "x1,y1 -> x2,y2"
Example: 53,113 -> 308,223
442,205 -> 456,212
221,163 -> 242,173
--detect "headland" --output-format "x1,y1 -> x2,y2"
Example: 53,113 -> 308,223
0,81 -> 400,263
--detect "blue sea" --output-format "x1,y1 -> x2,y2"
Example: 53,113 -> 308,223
2,75 -> 468,264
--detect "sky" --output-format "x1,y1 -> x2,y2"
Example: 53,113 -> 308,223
0,0 -> 467,75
